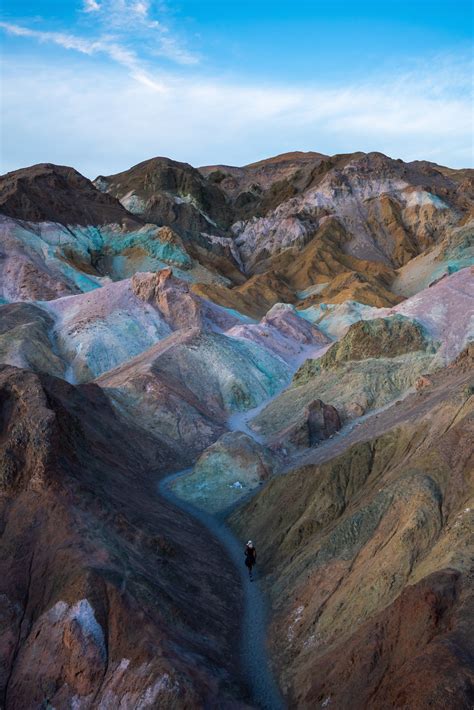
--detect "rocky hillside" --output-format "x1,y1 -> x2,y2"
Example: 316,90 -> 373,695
0,150 -> 472,709
231,349 -> 474,708
0,366 -> 245,708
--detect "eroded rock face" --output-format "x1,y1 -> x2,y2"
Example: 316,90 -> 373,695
415,375 -> 433,390
262,303 -> 329,346
132,268 -> 203,329
0,303 -> 65,379
0,365 -> 246,708
252,268 -> 473,439
227,302 -> 329,364
25,270 -> 250,384
300,570 -> 472,710
252,307 -> 438,439
2,153 -> 472,314
227,152 -> 470,274
0,253 -> 76,302
231,354 -> 474,709
284,399 -> 341,449
97,327 -> 290,455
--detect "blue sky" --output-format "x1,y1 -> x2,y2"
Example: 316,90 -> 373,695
1,1 -> 472,176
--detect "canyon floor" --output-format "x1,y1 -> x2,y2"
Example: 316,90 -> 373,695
0,150 -> 472,709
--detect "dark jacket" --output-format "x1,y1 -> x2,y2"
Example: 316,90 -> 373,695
245,545 -> 256,566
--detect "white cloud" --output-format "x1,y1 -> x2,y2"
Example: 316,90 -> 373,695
81,0 -> 198,64
83,0 -> 101,12
0,21 -> 167,90
0,1 -> 199,73
0,12 -> 471,175
1,53 -> 471,178
1,22 -> 117,58
132,1 -> 151,19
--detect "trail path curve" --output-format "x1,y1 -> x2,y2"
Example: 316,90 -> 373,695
159,470 -> 285,710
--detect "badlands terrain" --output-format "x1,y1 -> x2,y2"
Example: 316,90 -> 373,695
0,150 -> 472,709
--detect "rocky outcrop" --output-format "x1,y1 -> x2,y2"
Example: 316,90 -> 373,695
34,270 -> 249,384
299,569 -> 472,709
262,303 -> 328,345
227,303 -> 329,364
2,151 -> 472,314
391,220 -> 474,298
0,365 -> 247,708
274,399 -> 341,450
415,375 -> 433,390
99,326 -> 289,410
170,431 -> 276,514
132,268 -> 203,329
0,303 -> 65,378
256,268 -> 473,438
96,326 -> 289,462
226,151 -> 471,274
253,348 -> 434,436
0,252 -> 76,302
43,277 -> 173,383
252,306 -> 440,438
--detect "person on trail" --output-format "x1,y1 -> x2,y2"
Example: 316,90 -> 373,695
245,540 -> 257,581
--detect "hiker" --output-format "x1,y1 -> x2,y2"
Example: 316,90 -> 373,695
245,540 -> 257,581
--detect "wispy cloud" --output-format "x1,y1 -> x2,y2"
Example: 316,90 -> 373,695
1,51 -> 471,177
0,0 -> 198,74
83,0 -> 100,12
83,0 -> 199,64
0,21 -> 167,90
0,3 -> 471,175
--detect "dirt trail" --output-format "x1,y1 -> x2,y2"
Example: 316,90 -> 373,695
159,471 -> 285,710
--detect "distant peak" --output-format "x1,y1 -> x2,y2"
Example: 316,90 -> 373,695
243,151 -> 329,168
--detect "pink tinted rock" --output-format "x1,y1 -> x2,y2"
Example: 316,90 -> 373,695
132,268 -> 203,329
415,375 -> 433,391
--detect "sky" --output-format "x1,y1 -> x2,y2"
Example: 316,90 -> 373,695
0,0 -> 473,177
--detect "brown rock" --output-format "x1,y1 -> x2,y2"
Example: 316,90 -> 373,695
274,398 -> 341,449
132,268 -> 203,329
0,163 -> 138,227
305,399 -> 341,444
415,375 -> 433,390
232,354 -> 474,710
346,401 -> 366,418
0,366 -> 246,708
301,570 -> 472,710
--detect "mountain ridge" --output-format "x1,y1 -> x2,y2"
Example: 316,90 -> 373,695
0,148 -> 472,709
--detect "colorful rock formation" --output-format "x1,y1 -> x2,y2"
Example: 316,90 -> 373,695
0,150 -> 472,709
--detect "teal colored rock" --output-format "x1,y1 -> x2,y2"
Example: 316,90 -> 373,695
170,431 -> 276,514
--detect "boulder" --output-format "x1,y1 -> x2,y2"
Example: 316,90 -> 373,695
415,375 -> 433,390
274,398 -> 341,449
306,399 -> 341,444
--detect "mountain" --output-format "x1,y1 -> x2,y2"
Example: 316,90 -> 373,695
0,150 -> 472,709
0,163 -> 137,226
